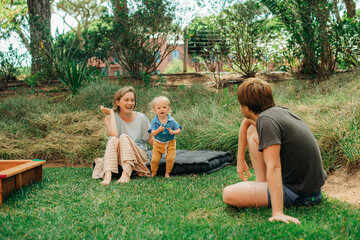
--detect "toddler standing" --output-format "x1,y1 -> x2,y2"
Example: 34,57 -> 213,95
148,96 -> 182,178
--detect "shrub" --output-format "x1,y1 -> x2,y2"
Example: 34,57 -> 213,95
334,18 -> 360,69
55,59 -> 96,95
0,45 -> 27,90
164,58 -> 183,74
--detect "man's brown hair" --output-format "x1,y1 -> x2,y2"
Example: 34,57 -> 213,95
237,79 -> 275,114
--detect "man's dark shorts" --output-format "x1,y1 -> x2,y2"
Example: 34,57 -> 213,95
267,185 -> 322,208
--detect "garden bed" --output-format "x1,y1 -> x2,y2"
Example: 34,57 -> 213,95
0,159 -> 46,206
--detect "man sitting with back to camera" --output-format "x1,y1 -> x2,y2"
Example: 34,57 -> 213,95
223,79 -> 327,224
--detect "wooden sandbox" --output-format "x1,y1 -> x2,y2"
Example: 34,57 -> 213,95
0,159 -> 46,206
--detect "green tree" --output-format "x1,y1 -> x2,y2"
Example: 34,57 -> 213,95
56,0 -> 108,48
219,0 -> 270,77
109,0 -> 181,81
51,18 -> 114,75
0,0 -> 30,51
343,0 -> 356,18
1,0 -> 52,74
55,0 -> 115,75
51,31 -> 101,95
333,17 -> 360,68
188,15 -> 229,88
261,0 -> 336,80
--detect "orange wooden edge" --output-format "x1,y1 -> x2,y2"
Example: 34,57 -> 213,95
0,159 -> 46,178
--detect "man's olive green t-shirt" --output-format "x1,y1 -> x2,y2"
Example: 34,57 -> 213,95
257,106 -> 327,196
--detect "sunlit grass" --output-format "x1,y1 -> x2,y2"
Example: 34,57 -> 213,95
0,167 -> 359,239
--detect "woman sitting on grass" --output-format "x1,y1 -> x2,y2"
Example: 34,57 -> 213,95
92,86 -> 153,185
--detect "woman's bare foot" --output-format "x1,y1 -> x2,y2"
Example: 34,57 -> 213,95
117,171 -> 131,183
137,172 -> 150,177
165,173 -> 170,178
100,171 -> 112,185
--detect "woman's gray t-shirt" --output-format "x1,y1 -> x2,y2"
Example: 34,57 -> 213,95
256,106 -> 327,196
114,112 -> 150,151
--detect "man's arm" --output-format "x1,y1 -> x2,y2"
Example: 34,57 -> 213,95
263,144 -> 300,224
237,118 -> 253,180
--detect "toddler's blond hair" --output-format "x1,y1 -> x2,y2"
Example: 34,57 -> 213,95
149,96 -> 172,114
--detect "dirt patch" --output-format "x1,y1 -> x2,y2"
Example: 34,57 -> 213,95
322,167 -> 360,208
160,73 -> 211,86
1,80 -> 68,102
159,72 -> 292,87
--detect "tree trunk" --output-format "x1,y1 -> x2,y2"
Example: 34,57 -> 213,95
27,0 -> 52,73
15,28 -> 31,53
112,0 -> 128,23
343,0 -> 356,18
333,0 -> 341,23
183,28 -> 188,73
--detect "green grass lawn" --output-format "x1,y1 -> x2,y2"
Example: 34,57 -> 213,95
1,166 -> 359,239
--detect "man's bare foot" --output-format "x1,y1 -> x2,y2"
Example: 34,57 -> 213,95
100,171 -> 112,185
165,173 -> 170,178
117,171 -> 131,183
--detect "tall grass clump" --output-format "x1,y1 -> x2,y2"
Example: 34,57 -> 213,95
68,80 -> 165,113
0,96 -> 52,122
272,71 -> 360,171
164,58 -> 183,73
67,80 -> 121,111
338,107 -> 360,168
0,94 -> 106,162
0,96 -> 55,140
163,58 -> 197,73
159,85 -> 243,158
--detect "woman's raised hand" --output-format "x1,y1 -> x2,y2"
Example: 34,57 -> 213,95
100,105 -> 111,115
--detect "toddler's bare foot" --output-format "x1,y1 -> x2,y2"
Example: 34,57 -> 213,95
117,171 -> 131,183
165,173 -> 170,178
100,171 -> 112,185
151,173 -> 156,177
